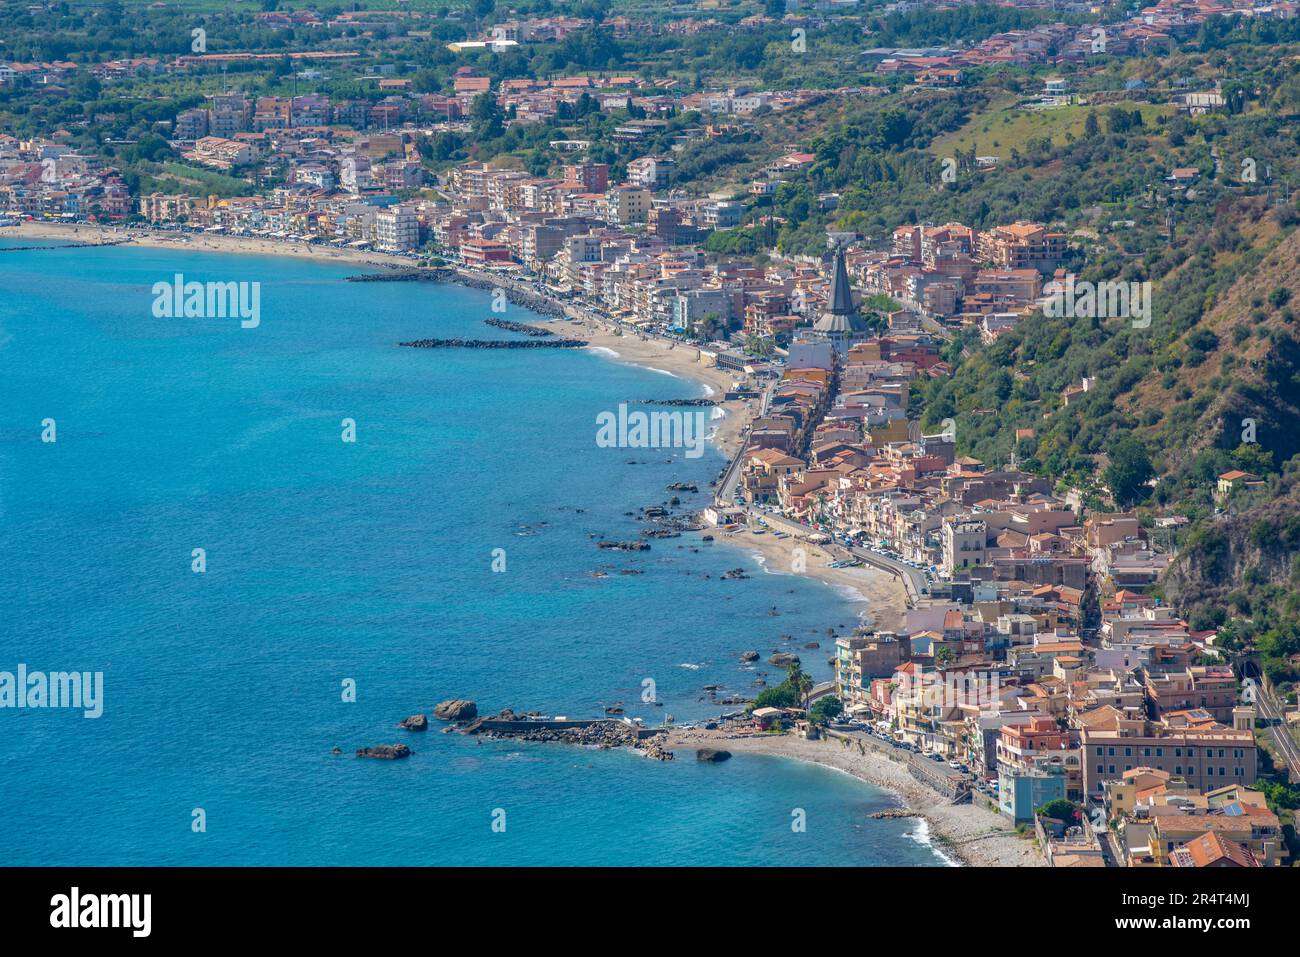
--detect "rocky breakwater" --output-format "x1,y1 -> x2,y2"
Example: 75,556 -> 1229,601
630,398 -> 718,407
399,337 -> 587,349
483,318 -> 554,337
347,266 -> 569,319
345,268 -> 453,283
452,271 -> 570,319
459,708 -> 674,761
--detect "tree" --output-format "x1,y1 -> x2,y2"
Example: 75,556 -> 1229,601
789,664 -> 814,711
808,696 -> 843,725
1036,798 -> 1078,822
1105,435 -> 1155,507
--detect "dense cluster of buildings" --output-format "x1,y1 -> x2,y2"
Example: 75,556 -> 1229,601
706,225 -> 1280,868
864,0 -> 1298,75
846,220 -> 1067,334
0,135 -> 130,219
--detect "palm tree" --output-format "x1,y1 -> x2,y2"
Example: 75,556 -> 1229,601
789,665 -> 814,712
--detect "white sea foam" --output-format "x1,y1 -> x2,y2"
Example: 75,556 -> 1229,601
901,816 -> 961,867
585,346 -> 621,359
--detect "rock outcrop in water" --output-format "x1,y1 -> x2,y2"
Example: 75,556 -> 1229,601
399,714 -> 428,731
695,748 -> 732,763
596,540 -> 650,551
433,699 -> 478,721
357,744 -> 413,760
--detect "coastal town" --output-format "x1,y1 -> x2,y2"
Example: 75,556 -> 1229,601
1,0 -> 1298,893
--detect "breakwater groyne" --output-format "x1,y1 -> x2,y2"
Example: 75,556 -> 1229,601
398,337 -> 587,349
0,239 -> 131,252
346,266 -> 570,319
630,398 -> 718,407
483,318 -> 553,337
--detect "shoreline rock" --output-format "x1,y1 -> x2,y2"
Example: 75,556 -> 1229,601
696,748 -> 732,762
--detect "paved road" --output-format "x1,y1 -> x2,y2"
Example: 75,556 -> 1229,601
714,379 -> 777,506
740,510 -> 925,607
846,544 -> 927,605
1240,658 -> 1300,781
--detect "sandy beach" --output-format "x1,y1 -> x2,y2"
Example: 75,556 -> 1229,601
714,524 -> 907,632
8,220 -> 414,268
667,728 -> 1043,867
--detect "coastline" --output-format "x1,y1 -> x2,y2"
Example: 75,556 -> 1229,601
667,728 -> 1044,867
7,221 -> 901,614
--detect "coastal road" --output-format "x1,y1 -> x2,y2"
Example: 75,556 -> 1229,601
714,379 -> 777,506
1239,657 -> 1300,781
741,510 -> 923,607
846,545 -> 926,606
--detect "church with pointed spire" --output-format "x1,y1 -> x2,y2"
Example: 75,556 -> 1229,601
811,246 -> 869,355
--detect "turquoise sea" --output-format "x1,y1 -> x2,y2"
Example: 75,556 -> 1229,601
0,240 -> 946,865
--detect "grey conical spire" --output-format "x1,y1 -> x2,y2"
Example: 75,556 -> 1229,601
813,247 -> 862,337
827,246 -> 854,316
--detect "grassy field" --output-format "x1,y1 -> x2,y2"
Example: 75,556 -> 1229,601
930,97 -> 1174,158
150,162 -> 252,197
